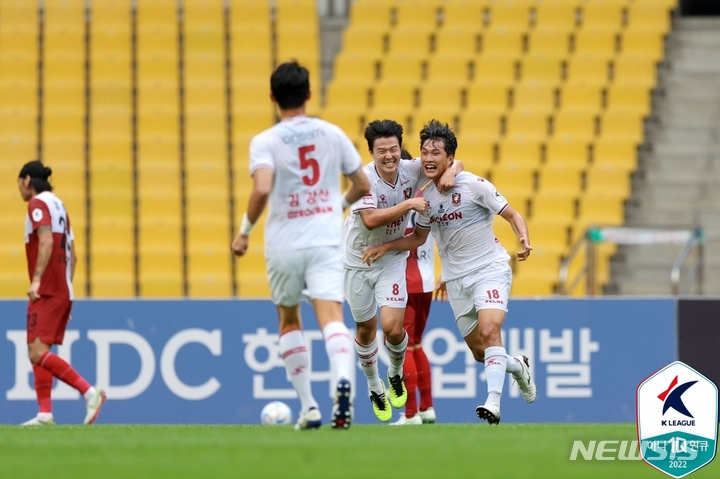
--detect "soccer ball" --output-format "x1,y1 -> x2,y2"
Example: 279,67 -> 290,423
260,401 -> 293,425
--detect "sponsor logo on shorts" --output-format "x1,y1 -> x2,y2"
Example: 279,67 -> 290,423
384,297 -> 405,302
485,299 -> 504,305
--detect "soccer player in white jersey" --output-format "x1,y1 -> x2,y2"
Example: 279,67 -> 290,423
362,120 -> 537,425
343,119 -> 462,422
231,61 -> 370,430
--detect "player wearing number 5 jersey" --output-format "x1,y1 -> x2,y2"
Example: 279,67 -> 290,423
231,61 -> 370,430
362,120 -> 537,425
343,119 -> 462,422
18,161 -> 106,426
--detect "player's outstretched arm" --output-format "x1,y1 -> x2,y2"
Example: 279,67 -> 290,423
232,167 -> 273,257
359,197 -> 428,230
28,225 -> 53,301
500,205 -> 533,261
362,226 -> 431,265
342,169 -> 370,208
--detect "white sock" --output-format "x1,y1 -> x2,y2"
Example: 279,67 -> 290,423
323,321 -> 353,381
37,412 -> 53,421
279,330 -> 318,413
83,386 -> 97,403
505,354 -> 522,376
484,346 -> 508,407
385,331 -> 408,378
355,338 -> 383,394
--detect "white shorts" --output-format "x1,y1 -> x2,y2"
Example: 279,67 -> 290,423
266,246 -> 344,307
344,261 -> 407,323
446,261 -> 512,337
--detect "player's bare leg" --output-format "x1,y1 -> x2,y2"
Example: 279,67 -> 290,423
313,299 -> 354,429
379,306 -> 409,409
26,337 -> 106,425
277,306 -> 321,429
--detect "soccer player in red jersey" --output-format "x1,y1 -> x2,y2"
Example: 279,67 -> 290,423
18,161 -> 106,426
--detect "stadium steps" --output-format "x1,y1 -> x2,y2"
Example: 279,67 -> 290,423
609,17 -> 720,296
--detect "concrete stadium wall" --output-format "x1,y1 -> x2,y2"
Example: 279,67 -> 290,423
0,299 -> 680,424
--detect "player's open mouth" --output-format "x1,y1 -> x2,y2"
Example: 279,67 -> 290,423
424,165 -> 437,172
383,160 -> 396,167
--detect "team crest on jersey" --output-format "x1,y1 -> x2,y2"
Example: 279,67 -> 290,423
452,193 -> 461,206
379,194 -> 387,204
31,208 -> 43,222
404,188 -> 412,199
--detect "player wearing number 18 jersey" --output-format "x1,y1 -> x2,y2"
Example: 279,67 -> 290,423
18,161 -> 105,426
362,120 -> 537,425
231,61 -> 370,430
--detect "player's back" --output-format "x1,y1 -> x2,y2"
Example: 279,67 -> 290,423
25,191 -> 74,300
250,116 -> 362,255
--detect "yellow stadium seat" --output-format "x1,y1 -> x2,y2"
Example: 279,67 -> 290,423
494,215 -> 520,249
545,138 -> 590,170
480,29 -> 526,57
442,1 -> 485,31
333,52 -> 380,84
613,56 -> 658,88
531,193 -> 576,224
0,2 -> 38,29
0,135 -> 36,163
512,83 -> 557,113
486,3 -> 531,31
460,112 -> 502,140
394,2 -> 441,29
573,30 -> 618,58
585,164 -> 632,199
491,163 -> 536,199
505,111 -> 550,142
137,133 -> 180,165
559,83 -> 604,112
621,31 -> 665,61
538,164 -> 583,196
326,80 -> 372,109
370,81 -> 419,111
229,0 -> 269,25
465,83 -> 510,114
380,53 -> 426,83
137,53 -> 178,81
387,28 -> 434,58
526,31 -> 572,59
137,0 -> 178,26
519,56 -> 563,85
341,25 -> 388,55
320,107 -> 366,138
533,3 -> 579,32
498,138 -> 544,166
578,193 -> 624,226
552,111 -> 597,141
434,29 -> 480,57
580,2 -> 626,32
420,82 -> 464,110
605,85 -> 652,116
599,111 -> 645,144
426,56 -> 474,86
627,3 -> 672,34
0,55 -> 36,81
474,57 -> 518,85
565,56 -> 610,85
526,220 -> 571,254
456,136 -> 495,169
593,139 -> 636,172
349,0 -> 394,27
0,104 -> 36,135
138,108 -> 179,136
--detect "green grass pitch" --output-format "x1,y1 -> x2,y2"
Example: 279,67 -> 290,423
1,424 -> 717,479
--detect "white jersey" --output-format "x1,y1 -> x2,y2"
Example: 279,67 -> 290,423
405,212 -> 436,294
416,172 -> 511,281
249,115 -> 362,255
343,159 -> 427,269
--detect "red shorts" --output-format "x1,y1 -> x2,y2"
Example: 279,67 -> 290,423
403,292 -> 433,346
27,297 -> 72,345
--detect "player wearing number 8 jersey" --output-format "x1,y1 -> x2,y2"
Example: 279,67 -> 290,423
18,161 -> 106,426
231,61 -> 370,430
362,120 -> 537,425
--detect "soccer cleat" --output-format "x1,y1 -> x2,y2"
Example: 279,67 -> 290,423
419,407 -> 436,424
294,407 -> 322,430
331,378 -> 352,429
387,373 -> 408,409
390,413 -> 423,426
84,389 -> 107,425
514,355 -> 537,403
476,403 -> 501,425
21,415 -> 55,426
369,382 -> 392,422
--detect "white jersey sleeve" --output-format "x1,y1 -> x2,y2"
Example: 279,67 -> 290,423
339,131 -> 363,177
470,177 -> 510,215
249,134 -> 275,174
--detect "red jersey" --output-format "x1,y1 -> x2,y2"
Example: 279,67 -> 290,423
25,191 -> 74,300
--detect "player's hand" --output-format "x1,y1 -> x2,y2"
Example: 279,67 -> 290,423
27,279 -> 41,302
434,280 -> 448,302
437,169 -> 456,192
231,234 -> 249,257
362,244 -> 388,265
405,197 -> 430,214
517,237 -> 533,261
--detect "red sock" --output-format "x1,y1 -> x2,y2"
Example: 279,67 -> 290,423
404,348 -> 418,418
415,346 -> 434,411
33,364 -> 53,413
38,352 -> 91,395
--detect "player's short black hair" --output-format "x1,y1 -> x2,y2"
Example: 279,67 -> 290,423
364,119 -> 403,151
270,61 -> 310,110
419,119 -> 457,156
19,160 -> 53,192
400,149 -> 413,160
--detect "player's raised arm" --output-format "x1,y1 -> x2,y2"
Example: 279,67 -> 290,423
358,197 -> 428,230
342,169 -> 370,208
500,205 -> 532,261
232,167 -> 274,257
362,225 -> 431,265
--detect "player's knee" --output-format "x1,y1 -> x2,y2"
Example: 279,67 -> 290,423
27,346 -> 45,365
478,325 -> 499,345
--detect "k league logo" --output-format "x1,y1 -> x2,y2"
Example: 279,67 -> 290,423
637,361 -> 718,478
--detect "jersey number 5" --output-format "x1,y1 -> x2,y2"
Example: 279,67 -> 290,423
299,145 -> 319,186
